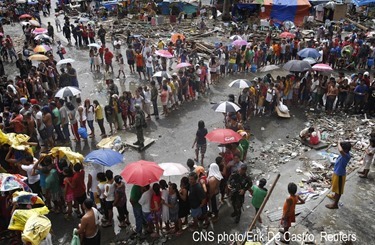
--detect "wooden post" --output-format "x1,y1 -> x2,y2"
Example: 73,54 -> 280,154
239,173 -> 281,245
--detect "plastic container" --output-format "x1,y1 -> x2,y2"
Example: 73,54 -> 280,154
251,64 -> 257,73
78,127 -> 88,139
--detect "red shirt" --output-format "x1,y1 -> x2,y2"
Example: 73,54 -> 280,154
11,114 -> 24,133
151,194 -> 161,211
72,170 -> 86,197
104,51 -> 113,64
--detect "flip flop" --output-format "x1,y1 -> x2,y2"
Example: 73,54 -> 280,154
326,193 -> 335,200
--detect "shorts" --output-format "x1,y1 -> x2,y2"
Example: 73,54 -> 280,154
143,211 -> 151,222
75,193 -> 87,204
146,66 -> 153,76
191,207 -> 202,218
46,126 -> 54,139
65,193 -> 74,202
331,173 -> 346,195
50,192 -> 61,202
196,144 -> 207,155
127,60 -> 134,65
105,200 -> 114,210
136,66 -> 144,72
83,229 -> 100,245
119,64 -> 125,71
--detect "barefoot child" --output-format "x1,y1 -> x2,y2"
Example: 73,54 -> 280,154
250,178 -> 267,223
280,182 -> 305,244
358,137 -> 375,178
326,141 -> 351,209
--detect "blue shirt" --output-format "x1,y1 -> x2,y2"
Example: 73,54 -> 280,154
354,84 -> 368,100
333,152 -> 351,176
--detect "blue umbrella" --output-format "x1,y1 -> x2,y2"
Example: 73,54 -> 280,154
84,149 -> 124,167
297,48 -> 321,59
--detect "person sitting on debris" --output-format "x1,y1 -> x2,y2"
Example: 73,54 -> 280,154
299,127 -> 315,141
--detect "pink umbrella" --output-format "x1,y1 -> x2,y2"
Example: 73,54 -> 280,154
312,63 -> 333,72
155,50 -> 173,58
280,32 -> 295,39
42,44 -> 52,51
32,28 -> 48,35
232,39 -> 248,46
176,62 -> 192,69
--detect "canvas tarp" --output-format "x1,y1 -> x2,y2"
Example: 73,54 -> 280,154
259,0 -> 311,26
352,0 -> 375,6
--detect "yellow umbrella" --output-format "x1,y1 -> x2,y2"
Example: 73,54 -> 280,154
33,45 -> 47,53
49,147 -> 84,165
28,54 -> 49,61
8,206 -> 49,231
22,215 -> 51,245
12,191 -> 45,206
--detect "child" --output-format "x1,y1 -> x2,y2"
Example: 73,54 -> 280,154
358,137 -> 375,178
250,178 -> 267,223
192,120 -> 208,166
280,182 -> 305,244
63,167 -> 74,220
159,180 -> 170,232
186,158 -> 196,173
117,54 -> 126,79
168,183 -> 180,234
96,172 -> 107,215
326,141 -> 351,209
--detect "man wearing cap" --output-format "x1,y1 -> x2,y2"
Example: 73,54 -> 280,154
134,104 -> 146,148
228,163 -> 252,223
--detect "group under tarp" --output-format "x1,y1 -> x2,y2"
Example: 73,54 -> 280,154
259,0 -> 311,26
352,0 -> 375,6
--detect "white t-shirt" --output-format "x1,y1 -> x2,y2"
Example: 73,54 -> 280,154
265,88 -> 275,102
35,111 -> 45,130
113,40 -> 121,49
21,164 -> 40,185
146,56 -> 153,68
364,146 -> 375,164
86,105 -> 94,121
311,79 -> 319,93
143,91 -> 151,103
138,189 -> 153,213
104,182 -> 115,202
89,168 -> 98,192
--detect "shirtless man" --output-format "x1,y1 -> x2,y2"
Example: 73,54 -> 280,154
77,198 -> 101,245
42,107 -> 54,149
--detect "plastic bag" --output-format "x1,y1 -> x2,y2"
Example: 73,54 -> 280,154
22,214 -> 51,245
71,228 -> 81,245
8,206 -> 49,231
278,101 -> 289,113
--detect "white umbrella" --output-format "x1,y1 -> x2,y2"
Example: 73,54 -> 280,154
211,101 -> 241,113
34,34 -> 51,40
229,35 -> 243,40
55,86 -> 81,98
152,71 -> 172,79
88,43 -> 101,48
29,20 -> 40,27
57,58 -> 75,66
303,57 -> 317,65
259,65 -> 280,73
228,79 -> 252,89
159,163 -> 189,176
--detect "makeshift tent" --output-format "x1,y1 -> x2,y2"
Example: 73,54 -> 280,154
259,0 -> 311,26
157,1 -> 198,15
352,0 -> 375,6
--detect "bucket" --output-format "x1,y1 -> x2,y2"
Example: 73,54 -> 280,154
251,64 -> 257,73
78,127 -> 88,139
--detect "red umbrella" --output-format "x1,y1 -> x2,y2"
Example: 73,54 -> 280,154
121,160 -> 164,186
205,129 -> 242,144
279,32 -> 295,39
19,14 -> 32,19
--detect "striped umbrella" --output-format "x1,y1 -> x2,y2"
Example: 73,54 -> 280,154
211,101 -> 241,113
228,79 -> 252,88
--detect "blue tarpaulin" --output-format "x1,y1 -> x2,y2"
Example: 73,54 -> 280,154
158,1 -> 197,15
352,0 -> 375,6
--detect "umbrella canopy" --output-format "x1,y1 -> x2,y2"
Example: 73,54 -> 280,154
33,45 -> 51,53
28,54 -> 49,61
232,39 -> 248,46
8,206 -> 49,231
12,191 -> 45,205
153,71 -> 172,79
171,33 -> 185,44
229,35 -> 243,40
283,60 -> 311,72
312,63 -> 333,72
206,128 -> 242,144
57,58 -> 75,66
49,147 -> 84,164
19,14 -> 32,19
0,173 -> 31,192
54,86 -> 81,98
121,160 -> 164,186
228,79 -> 252,88
341,45 -> 353,56
303,57 -> 317,65
88,43 -> 101,48
259,65 -> 280,73
176,62 -> 192,69
32,28 -> 48,34
22,215 -> 51,245
155,50 -> 173,58
279,32 -> 295,39
366,31 -> 375,37
29,20 -> 40,27
297,48 -> 321,59
211,101 -> 241,113
159,163 -> 189,176
34,34 -> 51,40
84,149 -> 124,167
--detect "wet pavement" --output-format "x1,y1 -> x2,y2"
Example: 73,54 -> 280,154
2,5 -> 375,245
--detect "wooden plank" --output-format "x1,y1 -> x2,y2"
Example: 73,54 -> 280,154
123,132 -> 155,150
275,106 -> 291,118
